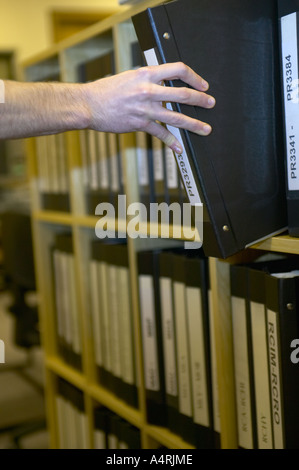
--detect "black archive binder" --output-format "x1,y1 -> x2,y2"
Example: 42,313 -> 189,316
158,251 -> 180,435
278,0 -> 299,236
133,0 -> 287,259
233,257 -> 299,449
138,250 -> 168,427
184,253 -> 215,449
264,268 -> 299,449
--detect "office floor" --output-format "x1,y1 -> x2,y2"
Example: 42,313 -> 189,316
0,290 -> 49,449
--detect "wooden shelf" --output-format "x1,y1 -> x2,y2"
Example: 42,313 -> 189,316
252,233 -> 299,255
33,210 -> 73,226
145,425 -> 195,450
88,384 -> 142,429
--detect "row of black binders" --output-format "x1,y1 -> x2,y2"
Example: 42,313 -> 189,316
137,248 -> 220,449
35,133 -> 70,212
93,406 -> 141,449
34,73 -> 71,212
77,52 -> 125,216
51,233 -> 139,408
56,377 -> 89,449
52,233 -> 83,372
89,240 -> 138,409
230,256 -> 299,449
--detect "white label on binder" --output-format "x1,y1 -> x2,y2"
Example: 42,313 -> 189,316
68,255 -> 82,355
89,260 -> 103,366
152,136 -> 164,180
53,251 -> 64,339
267,308 -> 284,449
208,289 -> 221,434
56,133 -> 69,193
250,300 -> 273,449
165,145 -> 178,189
139,275 -> 160,391
99,261 -> 112,372
186,286 -> 209,427
281,13 -> 299,191
97,132 -> 109,189
118,266 -> 135,385
136,132 -> 149,186
108,264 -> 122,378
88,130 -> 99,190
61,252 -> 72,346
160,277 -> 177,397
79,130 -> 89,188
48,134 -> 59,193
143,48 -> 202,206
231,296 -> 254,449
108,133 -> 120,192
173,281 -> 192,417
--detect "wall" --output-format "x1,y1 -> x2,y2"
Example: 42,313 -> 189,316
0,0 -> 123,63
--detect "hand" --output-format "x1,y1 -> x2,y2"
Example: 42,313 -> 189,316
83,62 -> 215,153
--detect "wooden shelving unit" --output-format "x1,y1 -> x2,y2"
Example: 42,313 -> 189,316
21,0 -> 299,450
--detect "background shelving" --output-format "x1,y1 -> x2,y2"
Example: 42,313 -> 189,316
21,0 -> 299,450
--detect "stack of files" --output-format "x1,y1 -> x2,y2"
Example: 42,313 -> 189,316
230,257 -> 299,449
34,73 -> 70,212
93,406 -> 141,449
77,51 -> 124,216
137,248 -> 220,448
130,41 -> 185,222
52,232 -> 82,371
35,134 -> 70,212
133,0 -> 287,258
56,378 -> 89,449
89,240 -> 138,408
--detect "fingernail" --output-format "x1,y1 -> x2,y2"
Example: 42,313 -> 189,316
203,124 -> 212,135
202,79 -> 209,90
173,143 -> 183,154
208,97 -> 215,107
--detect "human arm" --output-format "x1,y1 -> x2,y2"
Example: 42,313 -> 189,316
0,62 -> 215,153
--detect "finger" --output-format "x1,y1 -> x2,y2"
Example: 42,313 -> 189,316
147,62 -> 210,91
145,120 -> 183,154
148,102 -> 212,137
150,83 -> 216,108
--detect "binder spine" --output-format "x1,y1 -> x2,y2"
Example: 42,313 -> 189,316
172,253 -> 194,444
265,278 -> 284,449
279,10 -> 299,235
185,255 -> 214,449
138,251 -> 167,426
249,269 -> 273,449
158,252 -> 179,434
230,264 -> 257,449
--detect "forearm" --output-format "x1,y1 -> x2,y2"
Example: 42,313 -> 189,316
0,80 -> 90,139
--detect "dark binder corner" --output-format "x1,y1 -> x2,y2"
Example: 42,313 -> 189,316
133,0 -> 287,259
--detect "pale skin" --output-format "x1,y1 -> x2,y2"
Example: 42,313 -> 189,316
0,62 -> 215,153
